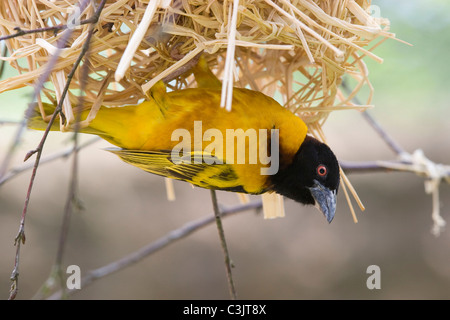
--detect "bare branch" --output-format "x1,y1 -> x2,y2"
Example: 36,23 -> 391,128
7,0 -> 108,300
8,100 -> 62,300
44,200 -> 262,300
0,15 -> 106,42
340,158 -> 450,179
54,22 -> 96,298
360,110 -> 407,156
210,189 -> 238,300
340,78 -> 449,235
340,160 -> 403,174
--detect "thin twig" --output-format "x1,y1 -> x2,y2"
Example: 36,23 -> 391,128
341,160 -> 448,178
8,92 -> 64,300
7,0 -> 107,300
162,47 -> 203,84
0,16 -> 106,42
44,200 -> 262,300
340,160 -> 400,174
54,20 -> 95,298
210,189 -> 238,300
360,110 -> 407,156
340,79 -> 449,235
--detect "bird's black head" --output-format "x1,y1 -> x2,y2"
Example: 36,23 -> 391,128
271,135 -> 340,223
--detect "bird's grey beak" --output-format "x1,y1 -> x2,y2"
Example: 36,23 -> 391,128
309,180 -> 337,223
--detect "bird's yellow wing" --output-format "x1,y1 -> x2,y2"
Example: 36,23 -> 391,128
108,148 -> 251,193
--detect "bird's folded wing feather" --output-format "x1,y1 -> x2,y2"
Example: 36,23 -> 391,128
106,148 -> 248,192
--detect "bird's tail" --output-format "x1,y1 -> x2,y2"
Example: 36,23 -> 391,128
27,102 -> 62,131
27,101 -> 106,137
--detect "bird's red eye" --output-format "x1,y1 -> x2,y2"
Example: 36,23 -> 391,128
317,165 -> 327,177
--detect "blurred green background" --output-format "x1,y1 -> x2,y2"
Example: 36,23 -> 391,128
0,0 -> 449,299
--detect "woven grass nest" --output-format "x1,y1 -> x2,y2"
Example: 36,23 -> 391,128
0,0 -> 394,126
0,0 -> 395,218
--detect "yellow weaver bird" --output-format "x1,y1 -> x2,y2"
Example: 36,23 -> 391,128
28,60 -> 340,223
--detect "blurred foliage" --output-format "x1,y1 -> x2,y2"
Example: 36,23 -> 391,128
0,62 -> 31,121
367,0 -> 450,115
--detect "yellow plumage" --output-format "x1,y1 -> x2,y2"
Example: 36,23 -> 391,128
28,62 -> 308,194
